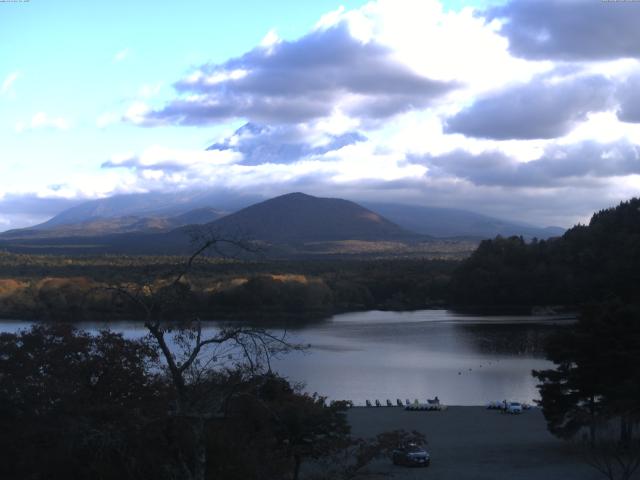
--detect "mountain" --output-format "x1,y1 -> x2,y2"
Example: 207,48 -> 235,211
0,192 -> 564,256
206,192 -> 416,242
363,202 -> 565,239
4,184 -> 563,240
33,190 -> 260,230
0,208 -> 224,240
0,193 -> 421,255
168,207 -> 223,226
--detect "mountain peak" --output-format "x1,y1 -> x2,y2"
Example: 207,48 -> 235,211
274,192 -> 315,200
208,192 -> 414,243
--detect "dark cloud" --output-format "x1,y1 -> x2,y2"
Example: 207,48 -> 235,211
445,74 -> 613,140
414,140 -> 640,188
207,123 -> 367,165
101,156 -> 188,172
139,22 -> 456,126
486,0 -> 640,61
616,73 -> 640,123
101,157 -> 140,170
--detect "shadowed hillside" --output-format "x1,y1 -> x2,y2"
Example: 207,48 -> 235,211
0,193 -> 435,256
0,208 -> 224,239
206,192 -> 417,242
450,197 -> 640,308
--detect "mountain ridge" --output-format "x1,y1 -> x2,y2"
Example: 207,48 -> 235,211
0,192 -> 427,256
32,191 -> 260,230
362,202 -> 565,239
0,207 -> 224,240
205,192 -> 417,243
1,191 -> 565,245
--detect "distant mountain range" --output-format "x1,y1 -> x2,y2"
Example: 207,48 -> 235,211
362,202 -> 565,239
32,190 -> 261,230
0,191 -> 564,256
0,208 -> 224,239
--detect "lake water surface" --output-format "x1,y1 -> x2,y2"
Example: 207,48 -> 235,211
0,310 -> 573,406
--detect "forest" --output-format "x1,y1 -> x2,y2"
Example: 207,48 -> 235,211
449,198 -> 640,480
1,198 -> 639,321
449,198 -> 640,309
0,254 -> 455,321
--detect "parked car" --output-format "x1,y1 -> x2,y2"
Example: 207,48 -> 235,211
392,443 -> 431,467
506,402 -> 523,414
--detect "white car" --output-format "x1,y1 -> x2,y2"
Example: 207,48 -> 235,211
506,402 -> 523,414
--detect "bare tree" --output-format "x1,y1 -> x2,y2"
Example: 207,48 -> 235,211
108,232 -> 297,480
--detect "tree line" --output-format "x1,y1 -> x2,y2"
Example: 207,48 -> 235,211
0,258 -> 454,321
449,198 -> 640,308
450,198 -> 640,479
449,198 -> 640,479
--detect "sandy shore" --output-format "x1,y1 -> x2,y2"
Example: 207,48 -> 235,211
346,406 -> 611,480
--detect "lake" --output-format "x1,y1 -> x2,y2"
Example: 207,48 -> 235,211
0,309 -> 573,406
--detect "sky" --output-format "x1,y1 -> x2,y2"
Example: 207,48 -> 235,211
1,0 -> 640,231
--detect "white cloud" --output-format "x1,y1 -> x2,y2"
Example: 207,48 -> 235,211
1,71 -> 20,96
101,1 -> 640,225
562,111 -> 640,145
103,145 -> 241,171
99,140 -> 425,195
15,112 -> 70,132
260,29 -> 280,50
5,0 -> 640,228
326,0 -> 550,93
123,101 -> 152,125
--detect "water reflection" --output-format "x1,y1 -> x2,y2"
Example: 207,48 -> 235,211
454,324 -> 562,357
0,310 -> 573,406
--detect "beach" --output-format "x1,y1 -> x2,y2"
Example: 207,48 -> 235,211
347,406 -> 608,480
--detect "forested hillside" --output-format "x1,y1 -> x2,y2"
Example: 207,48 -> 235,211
450,198 -> 640,307
0,255 -> 454,321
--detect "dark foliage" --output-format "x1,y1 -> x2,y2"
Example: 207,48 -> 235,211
450,198 -> 640,307
534,303 -> 640,479
0,324 -> 167,479
0,325 -> 414,480
0,257 -> 456,321
534,303 -> 640,438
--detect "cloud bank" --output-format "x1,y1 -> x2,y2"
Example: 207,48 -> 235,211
4,0 -> 640,231
487,0 -> 640,61
134,21 -> 456,127
415,140 -> 640,187
445,73 -> 614,140
104,0 -> 640,227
